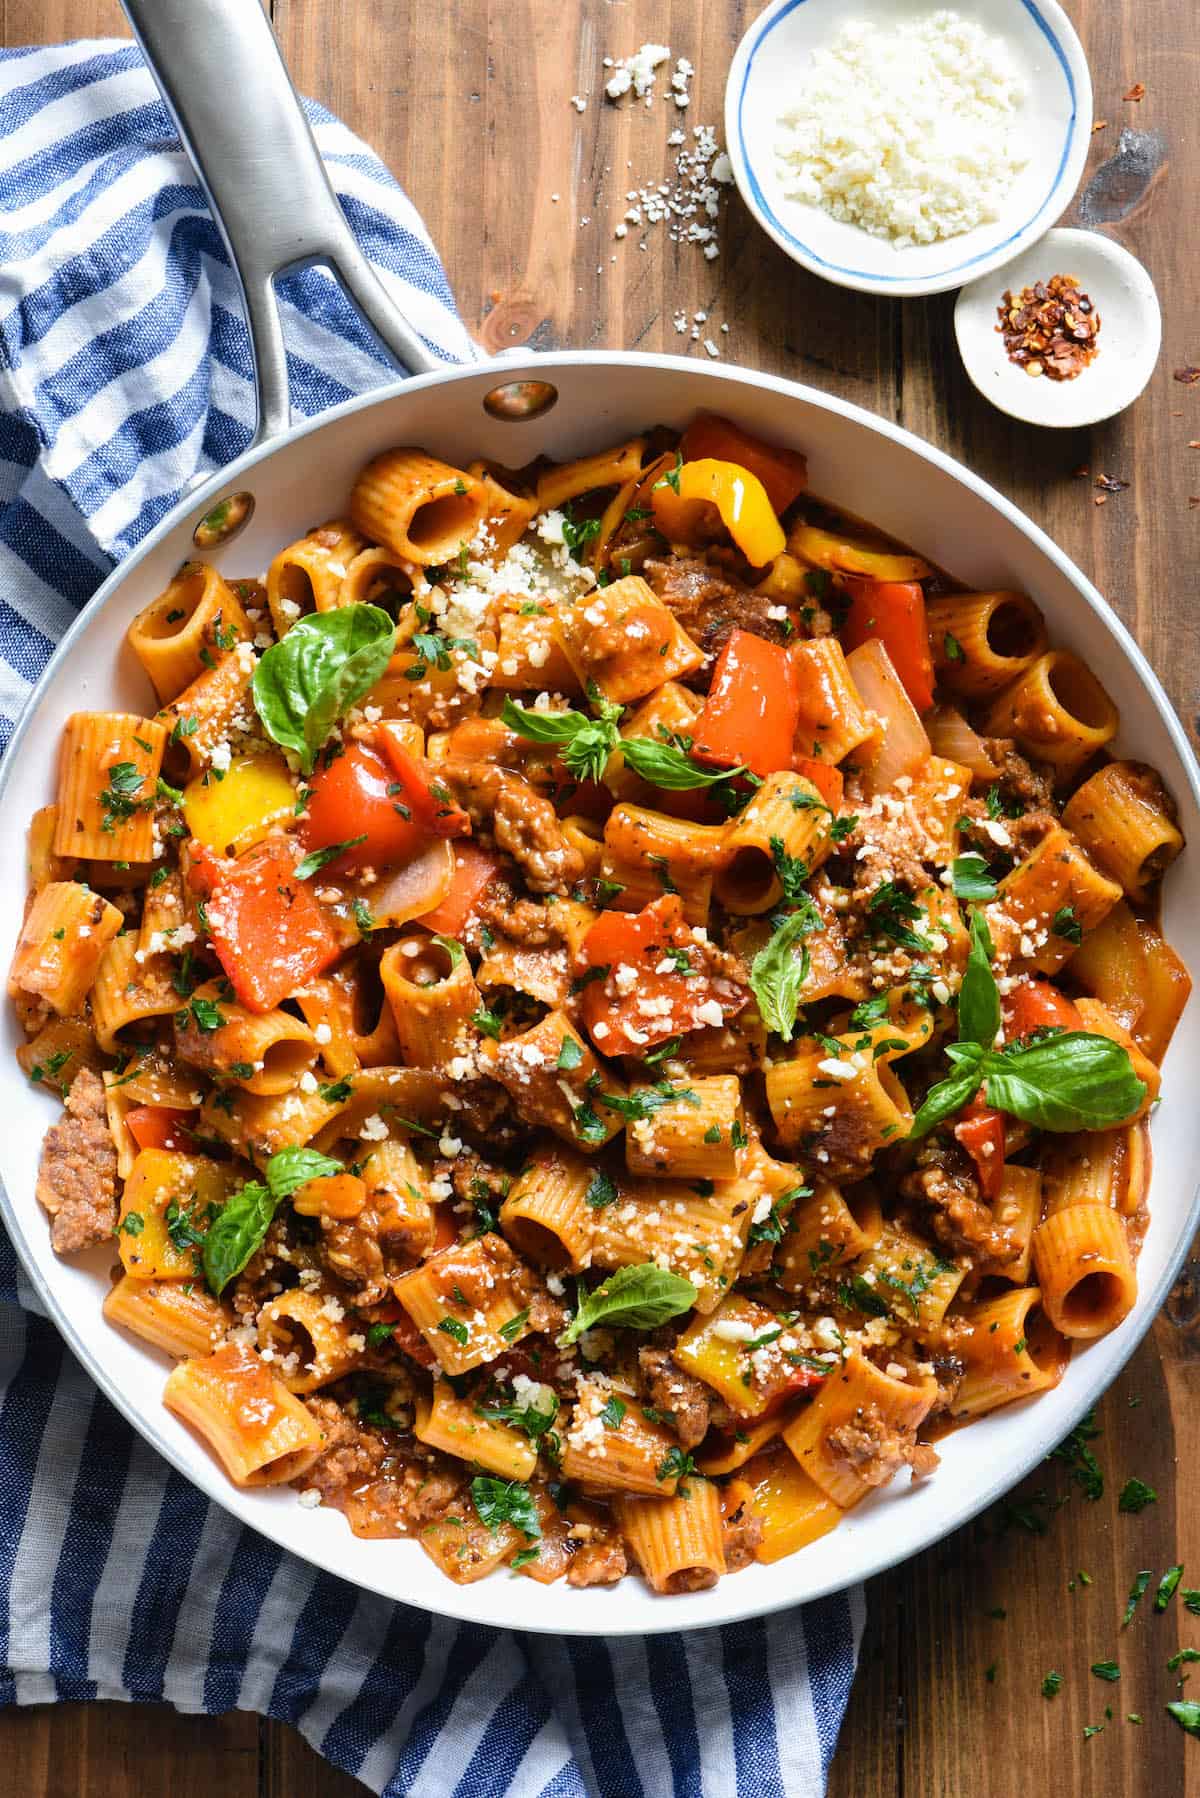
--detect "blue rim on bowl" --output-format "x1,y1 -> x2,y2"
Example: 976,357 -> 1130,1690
724,0 -> 1094,299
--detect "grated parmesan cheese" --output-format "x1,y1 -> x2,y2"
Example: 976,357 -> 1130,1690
774,11 -> 1028,248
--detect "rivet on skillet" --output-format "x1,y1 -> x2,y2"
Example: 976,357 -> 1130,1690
192,490 -> 256,549
481,380 -> 559,422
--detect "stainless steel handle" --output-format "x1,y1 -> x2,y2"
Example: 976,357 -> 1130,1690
120,0 -> 441,446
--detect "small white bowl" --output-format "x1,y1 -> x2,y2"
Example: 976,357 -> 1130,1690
724,0 -> 1093,298
954,226 -> 1161,426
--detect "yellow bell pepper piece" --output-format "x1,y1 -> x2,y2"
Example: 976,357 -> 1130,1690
753,550 -> 810,601
183,750 -> 297,856
788,519 -> 931,583
651,457 -> 786,567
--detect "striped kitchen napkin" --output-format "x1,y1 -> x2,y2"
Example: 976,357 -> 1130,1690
0,40 -> 864,1798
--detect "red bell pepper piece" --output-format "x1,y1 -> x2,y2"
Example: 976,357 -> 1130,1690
680,412 -> 808,515
692,629 -> 801,779
577,894 -> 745,1055
418,840 -> 503,936
954,1099 -> 1007,1203
125,1106 -> 196,1153
793,756 -> 843,812
375,724 -> 471,838
302,741 -> 432,875
841,580 -> 935,714
189,839 -> 342,1014
1002,977 -> 1083,1044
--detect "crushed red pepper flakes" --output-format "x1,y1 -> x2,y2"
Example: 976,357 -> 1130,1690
997,274 -> 1101,381
1091,120 -> 1108,134
1175,367 -> 1200,385
1095,474 -> 1130,493
1123,82 -> 1146,102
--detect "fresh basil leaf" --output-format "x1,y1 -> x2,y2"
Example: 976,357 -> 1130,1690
501,695 -> 623,784
750,908 -> 816,1042
266,1146 -> 343,1199
958,909 -> 1000,1048
470,1475 -> 541,1539
951,853 -> 997,903
252,604 -> 395,774
201,1180 -> 274,1295
908,1048 -> 985,1141
982,1032 -> 1146,1133
558,1262 -> 697,1346
1168,1701 -> 1200,1738
620,737 -> 741,790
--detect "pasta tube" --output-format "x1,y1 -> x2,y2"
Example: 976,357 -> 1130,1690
53,713 -> 168,863
127,564 -> 252,703
1061,761 -> 1184,901
163,1341 -> 326,1485
984,651 -> 1118,782
614,1478 -> 725,1593
8,881 -> 122,1016
1032,1203 -> 1137,1339
927,590 -> 1047,697
350,449 -> 488,566
782,1352 -> 936,1507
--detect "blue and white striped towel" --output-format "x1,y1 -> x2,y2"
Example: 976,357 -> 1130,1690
0,40 -> 864,1797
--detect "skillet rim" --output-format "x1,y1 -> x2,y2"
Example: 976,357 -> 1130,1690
1,349 -> 1196,1636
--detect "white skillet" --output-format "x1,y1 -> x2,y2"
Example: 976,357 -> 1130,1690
0,0 -> 1195,1636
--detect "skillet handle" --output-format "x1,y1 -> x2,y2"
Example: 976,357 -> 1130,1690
119,0 -> 442,445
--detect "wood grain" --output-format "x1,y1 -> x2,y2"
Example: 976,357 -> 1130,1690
0,0 -> 1197,1792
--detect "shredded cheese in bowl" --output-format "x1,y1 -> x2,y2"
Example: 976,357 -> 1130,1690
774,9 -> 1028,248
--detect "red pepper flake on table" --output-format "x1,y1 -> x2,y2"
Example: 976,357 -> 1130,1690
996,274 -> 1101,381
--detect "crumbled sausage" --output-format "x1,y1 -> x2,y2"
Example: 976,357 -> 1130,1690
567,1537 -> 628,1586
299,1395 -> 467,1529
644,554 -> 788,658
300,1395 -> 390,1498
721,1495 -> 764,1572
638,1345 -> 712,1449
35,1067 -> 118,1254
826,1399 -> 927,1489
900,1141 -> 1019,1268
978,738 -> 1056,811
437,761 -> 585,894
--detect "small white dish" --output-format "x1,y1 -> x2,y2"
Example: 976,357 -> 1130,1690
954,226 -> 1161,426
724,0 -> 1093,298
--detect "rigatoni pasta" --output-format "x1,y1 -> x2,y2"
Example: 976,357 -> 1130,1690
11,405 -> 1187,1599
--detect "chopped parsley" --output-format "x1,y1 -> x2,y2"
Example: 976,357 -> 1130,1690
1156,1565 -> 1184,1611
1121,1569 -> 1152,1628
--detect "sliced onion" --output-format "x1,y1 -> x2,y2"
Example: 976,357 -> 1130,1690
369,838 -> 454,928
926,704 -> 1001,779
844,638 -> 930,795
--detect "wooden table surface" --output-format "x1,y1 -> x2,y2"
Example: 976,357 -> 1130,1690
2,0 -> 1197,1792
